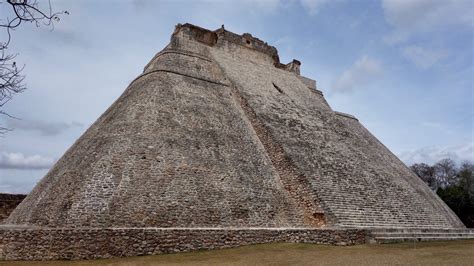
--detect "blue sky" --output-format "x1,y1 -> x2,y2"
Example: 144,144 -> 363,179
0,0 -> 473,193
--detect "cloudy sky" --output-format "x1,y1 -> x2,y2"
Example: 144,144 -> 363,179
0,0 -> 473,194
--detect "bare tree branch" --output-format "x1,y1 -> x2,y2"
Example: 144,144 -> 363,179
0,0 -> 67,134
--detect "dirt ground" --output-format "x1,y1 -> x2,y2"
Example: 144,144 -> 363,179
2,240 -> 474,266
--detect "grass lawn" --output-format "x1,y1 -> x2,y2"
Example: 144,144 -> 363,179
3,240 -> 474,265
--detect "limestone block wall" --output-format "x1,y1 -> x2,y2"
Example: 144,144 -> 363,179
0,228 -> 368,261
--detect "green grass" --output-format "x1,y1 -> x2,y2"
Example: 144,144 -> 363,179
3,240 -> 474,265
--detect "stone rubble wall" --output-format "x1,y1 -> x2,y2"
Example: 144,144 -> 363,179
0,228 -> 368,261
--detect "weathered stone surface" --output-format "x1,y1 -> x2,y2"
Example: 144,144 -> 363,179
207,31 -> 464,228
0,227 -> 368,260
2,22 -> 465,257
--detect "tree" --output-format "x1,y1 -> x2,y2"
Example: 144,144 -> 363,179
411,159 -> 474,228
457,162 -> 474,227
410,163 -> 437,190
437,163 -> 474,228
458,161 -> 474,198
0,0 -> 67,133
434,158 -> 458,188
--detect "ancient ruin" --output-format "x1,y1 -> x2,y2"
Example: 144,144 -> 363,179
0,23 -> 471,260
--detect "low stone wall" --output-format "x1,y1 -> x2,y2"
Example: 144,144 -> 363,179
0,227 -> 368,261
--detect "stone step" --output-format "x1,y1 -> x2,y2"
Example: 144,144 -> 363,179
370,228 -> 473,233
328,206 -> 448,215
375,236 -> 474,244
329,206 -> 444,214
335,215 -> 450,221
334,214 -> 449,222
336,220 -> 451,225
337,219 -> 451,225
367,227 -> 474,244
338,223 -> 453,229
334,210 -> 443,215
333,210 -> 448,216
372,232 -> 474,238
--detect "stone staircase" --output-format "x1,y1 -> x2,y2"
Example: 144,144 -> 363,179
367,228 -> 474,244
322,194 -> 454,229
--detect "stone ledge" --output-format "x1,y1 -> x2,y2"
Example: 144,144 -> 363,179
334,111 -> 358,121
143,48 -> 214,72
0,227 -> 368,261
129,68 -> 231,90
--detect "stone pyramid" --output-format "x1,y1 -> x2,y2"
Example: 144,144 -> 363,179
5,23 -> 465,230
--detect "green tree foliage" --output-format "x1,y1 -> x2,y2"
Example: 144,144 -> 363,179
411,159 -> 474,228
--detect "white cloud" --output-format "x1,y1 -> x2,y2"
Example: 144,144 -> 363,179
332,55 -> 382,93
0,152 -> 55,170
401,45 -> 448,69
398,142 -> 474,165
299,0 -> 330,14
382,0 -> 474,44
6,119 -> 82,136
